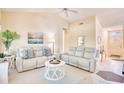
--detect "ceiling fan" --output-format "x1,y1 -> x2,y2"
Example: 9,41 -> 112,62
59,8 -> 78,17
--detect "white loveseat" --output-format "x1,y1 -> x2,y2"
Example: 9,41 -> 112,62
60,47 -> 99,73
16,46 -> 51,72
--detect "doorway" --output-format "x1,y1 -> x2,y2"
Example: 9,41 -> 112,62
108,30 -> 123,58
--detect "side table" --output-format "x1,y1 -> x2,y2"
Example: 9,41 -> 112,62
44,60 -> 65,80
5,55 -> 15,69
0,61 -> 8,84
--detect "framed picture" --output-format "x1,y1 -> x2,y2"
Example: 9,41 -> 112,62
28,32 -> 43,44
77,35 -> 85,46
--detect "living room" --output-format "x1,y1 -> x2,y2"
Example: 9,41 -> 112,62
0,8 -> 124,84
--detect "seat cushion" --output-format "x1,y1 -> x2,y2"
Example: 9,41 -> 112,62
22,58 -> 36,70
69,56 -> 78,66
78,58 -> 90,70
36,56 -> 47,67
75,46 -> 84,57
83,48 -> 96,59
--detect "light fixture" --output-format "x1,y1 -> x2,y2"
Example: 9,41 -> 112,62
59,8 -> 78,17
51,38 -> 55,43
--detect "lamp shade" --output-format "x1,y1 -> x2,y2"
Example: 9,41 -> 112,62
51,38 -> 55,42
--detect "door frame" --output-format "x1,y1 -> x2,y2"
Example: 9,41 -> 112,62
107,29 -> 123,57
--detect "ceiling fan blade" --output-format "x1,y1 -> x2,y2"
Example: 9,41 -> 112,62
68,9 -> 78,13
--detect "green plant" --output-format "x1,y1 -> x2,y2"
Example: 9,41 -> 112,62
0,53 -> 5,58
2,29 -> 20,50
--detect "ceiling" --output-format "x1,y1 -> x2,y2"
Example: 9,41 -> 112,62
2,8 -> 124,27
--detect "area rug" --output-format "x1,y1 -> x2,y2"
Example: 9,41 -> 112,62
42,73 -> 83,84
96,71 -> 124,83
112,58 -> 124,61
9,65 -> 85,84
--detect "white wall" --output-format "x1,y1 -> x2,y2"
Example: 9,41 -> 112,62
96,16 -> 103,49
1,11 -> 67,52
64,16 -> 96,51
1,11 -> 104,53
0,9 -> 2,52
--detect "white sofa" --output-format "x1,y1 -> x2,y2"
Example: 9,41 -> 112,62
60,47 -> 99,73
16,46 -> 51,72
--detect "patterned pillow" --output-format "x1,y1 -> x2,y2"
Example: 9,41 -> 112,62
27,48 -> 35,58
43,47 -> 52,56
75,47 -> 84,57
18,48 -> 28,59
33,46 -> 43,51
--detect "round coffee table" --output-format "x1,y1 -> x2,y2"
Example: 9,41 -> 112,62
44,60 -> 65,80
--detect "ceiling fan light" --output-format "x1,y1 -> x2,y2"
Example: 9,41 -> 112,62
59,8 -> 78,17
79,22 -> 84,25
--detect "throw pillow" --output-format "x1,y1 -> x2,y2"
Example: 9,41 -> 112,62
18,48 -> 28,59
27,48 -> 35,58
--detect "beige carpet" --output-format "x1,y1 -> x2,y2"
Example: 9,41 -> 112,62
8,65 -> 94,84
8,60 -> 124,84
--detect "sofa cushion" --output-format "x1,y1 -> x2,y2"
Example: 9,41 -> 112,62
83,48 -> 96,59
18,48 -> 28,59
36,56 -> 47,67
75,46 -> 84,57
34,50 -> 43,57
68,47 -> 76,56
61,54 -> 69,63
78,58 -> 90,68
69,56 -> 78,66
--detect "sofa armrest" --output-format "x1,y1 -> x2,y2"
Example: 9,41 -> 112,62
89,59 -> 97,73
16,57 -> 23,72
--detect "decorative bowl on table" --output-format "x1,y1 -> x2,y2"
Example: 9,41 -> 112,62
49,57 -> 61,64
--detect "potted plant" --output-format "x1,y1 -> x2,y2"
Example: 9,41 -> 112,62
0,53 -> 5,63
1,29 -> 20,55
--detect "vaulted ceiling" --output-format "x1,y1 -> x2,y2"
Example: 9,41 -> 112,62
2,8 -> 124,27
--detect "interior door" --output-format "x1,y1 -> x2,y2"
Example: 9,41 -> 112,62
108,30 -> 123,57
